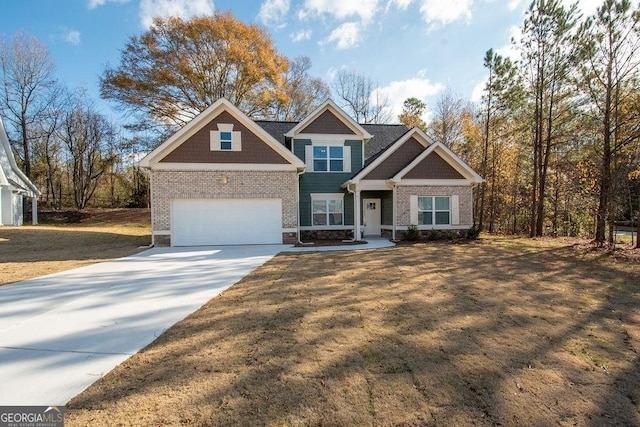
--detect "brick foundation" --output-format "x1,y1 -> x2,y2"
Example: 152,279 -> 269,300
300,229 -> 354,241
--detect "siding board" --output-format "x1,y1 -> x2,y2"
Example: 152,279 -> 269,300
160,111 -> 289,164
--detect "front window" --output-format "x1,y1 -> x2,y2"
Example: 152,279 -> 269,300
313,145 -> 343,172
312,198 -> 344,225
418,196 -> 450,225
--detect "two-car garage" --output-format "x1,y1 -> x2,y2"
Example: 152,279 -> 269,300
171,199 -> 283,246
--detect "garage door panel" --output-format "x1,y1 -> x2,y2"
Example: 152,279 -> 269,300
172,199 -> 282,246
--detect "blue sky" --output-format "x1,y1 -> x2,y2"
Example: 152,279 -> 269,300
0,0 -> 601,123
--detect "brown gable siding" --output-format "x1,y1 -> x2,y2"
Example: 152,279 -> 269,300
363,137 -> 425,180
403,151 -> 465,179
160,111 -> 289,164
299,110 -> 356,135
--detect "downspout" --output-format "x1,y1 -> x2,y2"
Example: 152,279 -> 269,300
296,168 -> 305,245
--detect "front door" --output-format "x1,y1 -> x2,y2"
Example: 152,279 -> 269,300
363,198 -> 381,236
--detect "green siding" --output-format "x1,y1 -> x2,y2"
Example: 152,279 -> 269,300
361,190 -> 393,225
294,139 -> 363,227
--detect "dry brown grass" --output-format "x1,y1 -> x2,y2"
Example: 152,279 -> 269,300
0,209 -> 150,285
66,237 -> 640,426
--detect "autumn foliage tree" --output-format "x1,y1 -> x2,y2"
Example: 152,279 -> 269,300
101,12 -> 289,127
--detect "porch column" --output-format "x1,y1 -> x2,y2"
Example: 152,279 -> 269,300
31,197 -> 38,225
354,188 -> 361,241
392,184 -> 397,241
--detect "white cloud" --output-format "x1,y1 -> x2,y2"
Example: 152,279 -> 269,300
418,0 -> 473,27
496,25 -> 520,61
321,22 -> 362,49
507,0 -> 523,11
63,29 -> 81,46
258,0 -> 290,29
139,0 -> 215,28
374,77 -> 444,123
470,77 -> 486,103
564,0 -> 600,17
299,0 -> 379,24
388,0 -> 413,9
87,0 -> 129,10
291,29 -> 312,42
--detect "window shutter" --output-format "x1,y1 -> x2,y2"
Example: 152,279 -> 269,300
410,195 -> 418,225
451,195 -> 460,225
343,146 -> 351,173
305,145 -> 314,171
209,131 -> 218,151
231,131 -> 242,151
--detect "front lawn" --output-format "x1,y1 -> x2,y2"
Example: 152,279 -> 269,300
0,208 -> 150,285
66,238 -> 640,426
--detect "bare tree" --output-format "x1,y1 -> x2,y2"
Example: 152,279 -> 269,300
59,90 -> 117,210
333,69 -> 390,123
257,56 -> 331,121
428,88 -> 465,147
0,31 -> 59,179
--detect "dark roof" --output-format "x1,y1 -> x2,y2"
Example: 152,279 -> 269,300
361,124 -> 411,160
254,120 -> 296,146
254,119 -> 410,161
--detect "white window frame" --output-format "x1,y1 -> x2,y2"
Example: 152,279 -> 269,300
304,141 -> 351,173
311,193 -> 344,227
210,123 -> 242,151
417,196 -> 451,226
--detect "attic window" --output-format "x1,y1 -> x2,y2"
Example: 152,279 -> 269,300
211,124 -> 241,151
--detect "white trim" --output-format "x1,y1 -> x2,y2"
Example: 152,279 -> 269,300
140,97 -> 304,169
153,230 -> 171,235
0,118 -> 40,197
354,180 -> 392,191
392,142 -> 483,183
299,225 -> 352,231
297,134 -> 360,142
310,193 -> 344,200
282,228 -> 297,233
397,179 -> 474,186
284,99 -> 373,140
150,163 -> 298,171
349,127 -> 431,184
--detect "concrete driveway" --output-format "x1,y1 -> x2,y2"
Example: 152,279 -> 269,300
0,245 -> 285,406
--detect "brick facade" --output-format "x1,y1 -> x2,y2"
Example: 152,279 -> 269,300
396,185 -> 473,227
150,170 -> 298,243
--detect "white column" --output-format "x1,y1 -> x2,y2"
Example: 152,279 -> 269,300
355,188 -> 361,241
392,185 -> 397,241
31,197 -> 38,225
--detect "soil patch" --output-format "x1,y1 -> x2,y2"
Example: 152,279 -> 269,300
66,237 -> 640,426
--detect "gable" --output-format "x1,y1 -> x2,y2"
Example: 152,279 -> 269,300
403,151 -> 465,179
299,110 -> 356,135
159,110 -> 289,164
363,137 -> 425,180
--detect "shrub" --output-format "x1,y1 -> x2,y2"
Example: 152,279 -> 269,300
403,224 -> 420,241
467,225 -> 480,240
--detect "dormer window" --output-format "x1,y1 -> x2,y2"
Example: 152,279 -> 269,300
211,124 -> 241,151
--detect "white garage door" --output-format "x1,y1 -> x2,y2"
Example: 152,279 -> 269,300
171,199 -> 283,246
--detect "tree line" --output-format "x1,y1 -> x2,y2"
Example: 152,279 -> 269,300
1,3 -> 639,246
399,0 -> 640,246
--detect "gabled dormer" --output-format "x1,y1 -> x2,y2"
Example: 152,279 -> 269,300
286,99 -> 372,174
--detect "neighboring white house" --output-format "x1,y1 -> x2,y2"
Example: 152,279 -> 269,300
0,117 -> 40,226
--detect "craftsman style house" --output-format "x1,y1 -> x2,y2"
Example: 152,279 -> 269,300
140,98 -> 482,246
